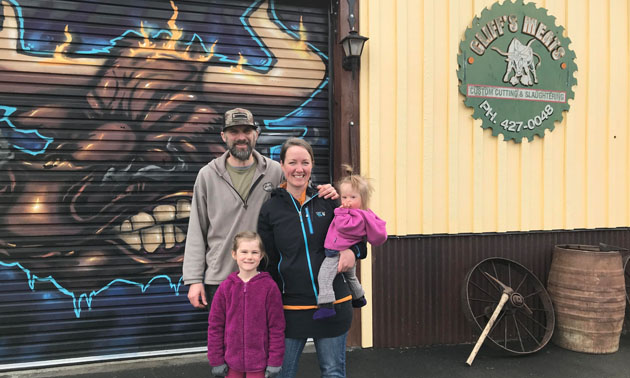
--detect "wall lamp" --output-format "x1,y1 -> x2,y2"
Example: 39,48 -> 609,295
340,0 -> 368,71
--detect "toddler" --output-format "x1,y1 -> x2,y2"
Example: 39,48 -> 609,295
313,165 -> 387,320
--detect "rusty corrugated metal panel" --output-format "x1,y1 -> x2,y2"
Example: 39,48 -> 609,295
372,228 -> 630,348
0,0 -> 331,368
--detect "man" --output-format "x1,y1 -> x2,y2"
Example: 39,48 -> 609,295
183,108 -> 354,309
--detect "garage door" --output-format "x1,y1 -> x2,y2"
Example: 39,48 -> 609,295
0,0 -> 330,368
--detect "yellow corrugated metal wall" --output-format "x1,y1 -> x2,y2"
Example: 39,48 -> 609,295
357,0 -> 629,347
360,0 -> 630,236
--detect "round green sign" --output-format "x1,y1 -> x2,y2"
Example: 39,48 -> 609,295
457,0 -> 577,142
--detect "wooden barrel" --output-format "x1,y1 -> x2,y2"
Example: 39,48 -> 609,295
547,244 -> 626,354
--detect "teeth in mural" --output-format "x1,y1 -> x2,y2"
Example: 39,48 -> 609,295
154,204 -> 177,249
175,226 -> 186,243
119,219 -> 142,251
153,204 -> 176,222
142,225 -> 163,253
176,199 -> 190,219
162,224 -> 176,248
119,212 -> 154,251
118,200 -> 191,253
131,212 -> 155,229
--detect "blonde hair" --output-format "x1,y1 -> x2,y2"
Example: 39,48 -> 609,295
232,231 -> 266,259
337,164 -> 373,210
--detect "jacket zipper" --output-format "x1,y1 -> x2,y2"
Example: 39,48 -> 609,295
244,174 -> 265,207
242,281 -> 247,370
305,207 -> 314,235
277,253 -> 286,293
289,195 -> 318,298
220,172 -> 265,208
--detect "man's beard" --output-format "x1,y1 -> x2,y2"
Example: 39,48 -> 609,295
229,141 -> 253,161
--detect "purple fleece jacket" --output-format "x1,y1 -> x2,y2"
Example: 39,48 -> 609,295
324,207 -> 388,251
207,271 -> 285,372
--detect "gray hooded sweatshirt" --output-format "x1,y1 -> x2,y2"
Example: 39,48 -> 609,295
182,150 -> 282,285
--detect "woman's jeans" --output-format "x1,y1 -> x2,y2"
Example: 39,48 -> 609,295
279,333 -> 348,378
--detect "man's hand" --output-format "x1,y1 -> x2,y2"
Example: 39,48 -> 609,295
187,283 -> 208,309
316,184 -> 339,200
337,249 -> 356,273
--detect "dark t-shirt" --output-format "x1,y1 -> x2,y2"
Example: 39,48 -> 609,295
226,162 -> 257,201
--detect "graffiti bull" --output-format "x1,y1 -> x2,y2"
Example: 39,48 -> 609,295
492,38 -> 541,87
0,0 -> 326,293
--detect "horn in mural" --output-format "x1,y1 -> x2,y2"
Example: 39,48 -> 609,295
0,0 -> 327,296
0,0 -> 105,94
203,0 -> 327,101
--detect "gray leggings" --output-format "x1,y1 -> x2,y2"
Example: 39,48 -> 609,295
317,254 -> 365,304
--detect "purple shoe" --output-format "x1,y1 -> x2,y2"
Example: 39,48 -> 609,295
313,307 -> 336,320
352,297 -> 367,308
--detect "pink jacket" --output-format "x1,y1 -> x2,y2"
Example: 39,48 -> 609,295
324,207 -> 387,251
207,271 -> 285,372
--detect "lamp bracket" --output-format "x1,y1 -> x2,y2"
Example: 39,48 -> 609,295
347,0 -> 356,31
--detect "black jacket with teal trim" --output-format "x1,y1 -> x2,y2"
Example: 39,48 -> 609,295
259,186 -> 366,338
258,186 -> 354,307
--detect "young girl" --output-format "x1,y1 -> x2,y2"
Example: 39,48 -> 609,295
313,165 -> 388,320
207,231 -> 285,378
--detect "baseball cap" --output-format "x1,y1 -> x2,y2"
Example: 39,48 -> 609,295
223,108 -> 258,131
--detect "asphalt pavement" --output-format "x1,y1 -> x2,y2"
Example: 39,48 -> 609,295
2,334 -> 629,378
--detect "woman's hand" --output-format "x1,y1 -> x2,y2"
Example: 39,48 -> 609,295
337,249 -> 356,273
316,184 -> 339,200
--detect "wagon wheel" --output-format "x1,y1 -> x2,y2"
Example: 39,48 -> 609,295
461,257 -> 555,355
623,254 -> 630,319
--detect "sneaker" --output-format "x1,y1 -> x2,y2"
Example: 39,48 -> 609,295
313,305 -> 336,320
352,296 -> 367,308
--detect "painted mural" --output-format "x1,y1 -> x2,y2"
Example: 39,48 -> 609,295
0,0 -> 329,365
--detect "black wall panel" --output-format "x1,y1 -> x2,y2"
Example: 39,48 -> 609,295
372,228 -> 630,348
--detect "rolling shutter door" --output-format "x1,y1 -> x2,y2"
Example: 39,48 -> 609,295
0,0 -> 330,367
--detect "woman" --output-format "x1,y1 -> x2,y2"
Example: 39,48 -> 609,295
258,138 -> 361,378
